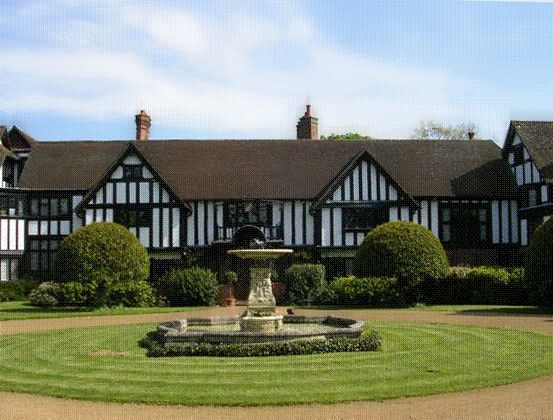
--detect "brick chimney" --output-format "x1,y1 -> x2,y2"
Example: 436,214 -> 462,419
296,105 -> 318,140
135,110 -> 151,141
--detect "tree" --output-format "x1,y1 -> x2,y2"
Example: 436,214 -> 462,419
320,133 -> 373,140
410,121 -> 476,140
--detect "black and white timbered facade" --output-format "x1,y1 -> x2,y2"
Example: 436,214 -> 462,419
0,110 -> 551,282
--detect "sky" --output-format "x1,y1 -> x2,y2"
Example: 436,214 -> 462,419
0,0 -> 552,144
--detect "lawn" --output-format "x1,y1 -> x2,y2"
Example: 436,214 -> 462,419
0,321 -> 551,405
2,301 -> 551,321
0,301 -> 201,321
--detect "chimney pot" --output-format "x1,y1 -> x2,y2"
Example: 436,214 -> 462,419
305,105 -> 311,116
135,110 -> 151,141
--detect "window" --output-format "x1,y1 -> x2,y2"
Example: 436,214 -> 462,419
60,198 -> 70,215
512,146 -> 525,166
122,165 -> 143,180
0,259 -> 18,281
0,196 -> 24,216
441,205 -> 488,245
528,189 -> 538,207
28,239 -> 60,273
114,208 -> 151,228
28,197 -> 71,218
343,207 -> 387,231
224,202 -> 272,227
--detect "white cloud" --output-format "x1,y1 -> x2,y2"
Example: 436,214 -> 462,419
0,1 -> 457,139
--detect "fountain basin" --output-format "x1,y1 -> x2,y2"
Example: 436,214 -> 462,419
157,315 -> 364,345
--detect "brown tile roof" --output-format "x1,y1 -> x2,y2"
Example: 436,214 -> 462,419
18,139 -> 517,199
3,126 -> 36,150
510,121 -> 553,180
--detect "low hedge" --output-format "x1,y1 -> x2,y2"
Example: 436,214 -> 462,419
158,267 -> 218,306
284,264 -> 327,305
421,266 -> 528,305
0,278 -> 37,302
328,276 -> 400,307
139,330 -> 381,357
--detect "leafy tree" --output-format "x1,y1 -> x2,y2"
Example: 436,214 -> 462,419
410,121 -> 476,140
320,133 -> 373,140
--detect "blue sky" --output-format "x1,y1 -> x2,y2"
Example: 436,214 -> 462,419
1,0 -> 552,144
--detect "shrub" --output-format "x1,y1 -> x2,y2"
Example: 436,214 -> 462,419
158,267 -> 218,306
108,280 -> 157,307
139,330 -> 381,357
51,222 -> 150,306
0,277 -> 38,302
354,221 -> 449,297
422,266 -> 528,305
221,271 -> 238,285
284,264 -> 326,305
330,276 -> 400,307
28,282 -> 62,307
525,217 -> 553,306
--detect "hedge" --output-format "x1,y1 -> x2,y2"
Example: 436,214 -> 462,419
0,278 -> 37,302
139,330 -> 381,357
525,217 -> 553,306
328,276 -> 400,307
158,267 -> 219,306
284,264 -> 326,305
421,266 -> 528,305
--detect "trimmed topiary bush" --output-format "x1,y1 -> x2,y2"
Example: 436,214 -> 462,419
354,221 -> 449,297
526,217 -> 553,306
330,276 -> 400,307
158,267 -> 218,307
284,264 -> 326,305
51,222 -> 150,307
28,282 -> 62,307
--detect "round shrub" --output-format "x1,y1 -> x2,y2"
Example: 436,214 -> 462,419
158,267 -> 218,306
525,217 -> 553,306
284,264 -> 326,305
52,222 -> 150,306
28,282 -> 62,307
354,221 -> 449,294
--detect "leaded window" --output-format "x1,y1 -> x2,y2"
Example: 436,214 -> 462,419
343,207 -> 387,231
114,208 -> 151,228
441,204 -> 488,245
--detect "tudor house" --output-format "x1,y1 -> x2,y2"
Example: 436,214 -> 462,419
0,107 -> 551,285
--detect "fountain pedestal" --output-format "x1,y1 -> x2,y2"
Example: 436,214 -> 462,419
228,249 -> 292,333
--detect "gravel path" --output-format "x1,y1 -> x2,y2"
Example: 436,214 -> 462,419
1,307 -> 552,419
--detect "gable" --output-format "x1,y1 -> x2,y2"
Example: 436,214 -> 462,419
504,128 -> 543,186
320,152 -> 412,207
76,145 -> 187,213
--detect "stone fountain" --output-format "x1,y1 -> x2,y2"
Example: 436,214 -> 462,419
227,248 -> 292,332
155,247 -> 364,346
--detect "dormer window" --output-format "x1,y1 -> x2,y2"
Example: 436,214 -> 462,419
122,165 -> 143,180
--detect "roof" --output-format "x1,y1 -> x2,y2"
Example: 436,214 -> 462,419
509,121 -> 553,179
18,139 -> 517,200
2,126 -> 36,150
0,127 -> 17,163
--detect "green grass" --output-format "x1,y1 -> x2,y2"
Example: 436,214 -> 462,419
412,304 -> 553,314
0,301 -> 202,321
2,301 -> 551,321
0,322 -> 551,405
